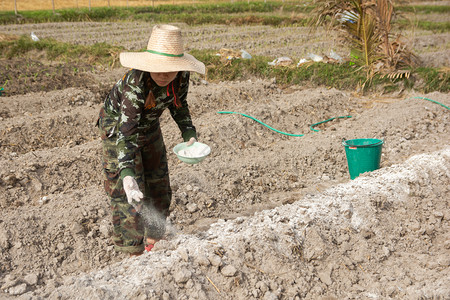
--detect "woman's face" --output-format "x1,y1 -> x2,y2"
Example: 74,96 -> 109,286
150,71 -> 178,87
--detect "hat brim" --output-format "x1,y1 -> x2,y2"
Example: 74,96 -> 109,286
119,52 -> 205,74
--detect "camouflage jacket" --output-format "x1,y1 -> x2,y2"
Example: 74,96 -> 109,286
100,69 -> 196,178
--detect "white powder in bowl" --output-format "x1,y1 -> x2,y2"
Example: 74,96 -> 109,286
178,144 -> 210,158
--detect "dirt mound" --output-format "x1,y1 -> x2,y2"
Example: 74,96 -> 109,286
43,148 -> 450,299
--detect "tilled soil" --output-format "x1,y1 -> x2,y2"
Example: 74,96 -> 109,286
0,21 -> 449,300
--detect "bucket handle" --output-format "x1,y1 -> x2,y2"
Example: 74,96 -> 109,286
342,138 -> 384,148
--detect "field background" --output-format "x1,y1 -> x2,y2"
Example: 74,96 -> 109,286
0,20 -> 449,297
0,1 -> 449,299
1,0 -> 289,12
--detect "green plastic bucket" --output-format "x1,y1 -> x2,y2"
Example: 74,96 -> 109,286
342,138 -> 384,180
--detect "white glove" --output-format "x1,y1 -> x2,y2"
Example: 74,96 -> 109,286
123,176 -> 143,205
186,137 -> 197,146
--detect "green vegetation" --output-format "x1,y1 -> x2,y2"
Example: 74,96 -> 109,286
193,49 -> 369,88
0,2 -> 313,25
1,36 -> 447,93
415,67 -> 450,93
191,49 -> 443,93
396,5 -> 450,14
397,20 -> 450,33
0,36 -> 124,66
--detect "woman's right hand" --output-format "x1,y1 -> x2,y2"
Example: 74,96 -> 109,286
123,176 -> 143,205
186,137 -> 197,146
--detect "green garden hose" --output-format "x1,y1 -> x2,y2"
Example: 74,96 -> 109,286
217,111 -> 306,136
217,97 -> 448,137
409,96 -> 450,110
309,116 -> 352,132
217,111 -> 351,136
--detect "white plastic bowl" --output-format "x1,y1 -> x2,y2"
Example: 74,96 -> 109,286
173,142 -> 211,164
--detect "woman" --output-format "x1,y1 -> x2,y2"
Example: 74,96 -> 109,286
98,24 -> 205,256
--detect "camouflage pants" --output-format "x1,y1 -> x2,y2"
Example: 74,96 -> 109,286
100,120 -> 171,254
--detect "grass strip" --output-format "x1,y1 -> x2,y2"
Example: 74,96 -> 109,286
396,19 -> 450,33
0,35 -> 124,66
191,49 -> 449,93
0,2 -> 313,25
396,5 -> 450,14
414,67 -> 450,93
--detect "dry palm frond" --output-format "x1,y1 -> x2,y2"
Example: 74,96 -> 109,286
374,0 -> 394,59
344,0 -> 382,66
375,0 -> 417,69
388,35 -> 418,69
381,69 -> 411,79
310,0 -> 382,67
309,0 -> 416,74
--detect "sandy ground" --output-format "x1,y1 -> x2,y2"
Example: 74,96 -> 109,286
0,19 -> 449,300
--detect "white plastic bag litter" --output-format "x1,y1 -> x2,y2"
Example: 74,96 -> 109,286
307,53 -> 323,62
336,10 -> 358,23
31,32 -> 39,41
268,57 -> 293,66
329,50 -> 343,63
297,58 -> 309,67
240,50 -> 252,59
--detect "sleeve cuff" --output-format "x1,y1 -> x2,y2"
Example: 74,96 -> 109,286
182,130 -> 197,142
120,168 -> 135,180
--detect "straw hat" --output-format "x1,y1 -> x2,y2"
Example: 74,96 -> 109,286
120,24 -> 205,74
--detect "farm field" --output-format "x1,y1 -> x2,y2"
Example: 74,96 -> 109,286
0,2 -> 449,299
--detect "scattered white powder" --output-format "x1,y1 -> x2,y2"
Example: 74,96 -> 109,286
178,145 -> 210,158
